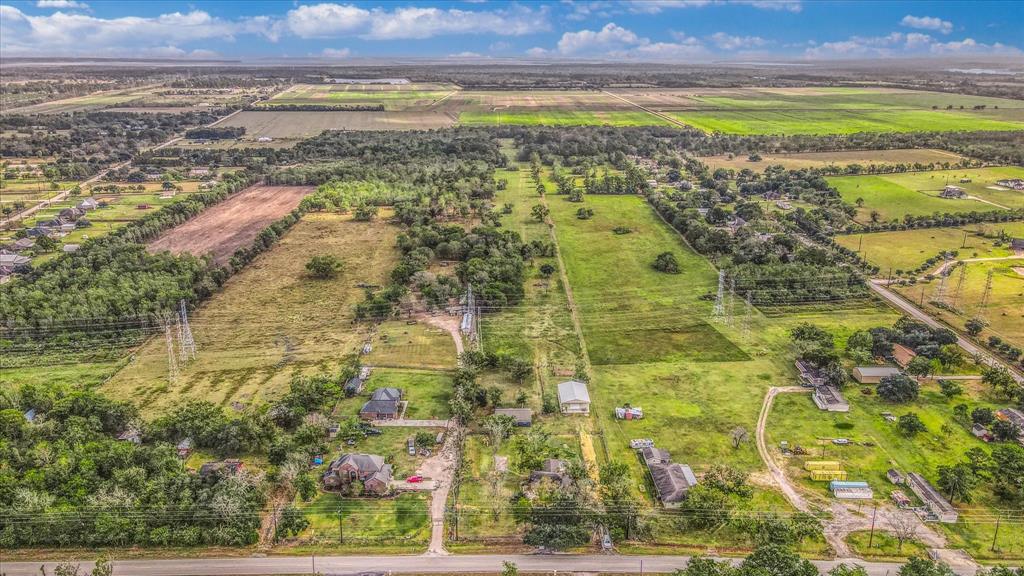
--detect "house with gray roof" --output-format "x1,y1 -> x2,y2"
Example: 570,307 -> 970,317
494,407 -> 533,426
322,453 -> 392,495
852,366 -> 902,384
557,380 -> 591,414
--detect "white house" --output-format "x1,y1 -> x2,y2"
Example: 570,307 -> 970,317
557,380 -> 591,414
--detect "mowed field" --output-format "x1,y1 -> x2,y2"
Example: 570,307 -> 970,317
104,212 -> 456,415
830,166 -> 1024,223
455,90 -> 670,127
261,83 -> 458,110
699,148 -> 966,171
147,185 -> 311,264
834,222 -> 1024,273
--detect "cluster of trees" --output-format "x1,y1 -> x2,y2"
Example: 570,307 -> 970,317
249,104 -> 385,112
836,208 -> 1024,235
790,323 -> 846,387
673,551 -> 1022,576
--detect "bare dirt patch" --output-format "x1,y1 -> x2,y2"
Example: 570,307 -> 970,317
147,185 -> 311,264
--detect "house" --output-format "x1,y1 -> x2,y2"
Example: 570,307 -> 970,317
117,428 -> 142,444
813,385 -> 850,412
188,167 -> 212,178
830,480 -> 874,500
344,376 -> 365,396
494,407 -> 533,426
995,178 -> 1024,191
995,408 -> 1024,444
795,360 -> 826,387
891,490 -> 912,508
322,453 -> 393,495
62,244 -> 80,253
557,380 -> 591,414
638,447 -> 698,507
77,197 -> 99,211
853,366 -> 902,384
907,472 -> 958,523
529,458 -> 570,487
887,469 -> 905,485
0,251 -> 31,268
940,185 -> 965,198
972,423 -> 993,442
176,437 -> 194,458
58,207 -> 85,220
9,238 -> 35,252
1012,238 -> 1024,252
892,344 -> 917,368
359,387 -> 403,420
199,459 -> 244,478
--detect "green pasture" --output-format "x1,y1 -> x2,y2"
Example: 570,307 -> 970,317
298,492 -> 429,548
459,110 -> 671,127
830,177 -> 989,223
834,223 -> 1024,273
670,109 -> 1024,135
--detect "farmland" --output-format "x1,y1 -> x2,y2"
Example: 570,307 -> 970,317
261,83 -> 457,110
147,185 -> 311,265
215,110 -> 455,139
102,212 -> 455,415
830,166 -> 1024,223
834,222 -> 1024,273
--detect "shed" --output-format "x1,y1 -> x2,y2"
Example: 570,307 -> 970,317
557,380 -> 591,414
23,408 -> 37,423
795,360 -> 826,387
891,490 -> 912,508
971,423 -> 992,441
344,376 -> 365,396
117,428 -> 142,444
887,469 -> 905,485
199,459 -> 244,478
649,463 -> 698,507
494,407 -> 533,426
853,366 -> 902,384
62,244 -> 80,253
813,385 -> 849,412
830,480 -> 874,500
907,472 -> 958,523
892,344 -> 917,368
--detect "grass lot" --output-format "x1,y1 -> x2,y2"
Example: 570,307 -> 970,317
460,110 -> 670,127
100,213 -> 452,415
296,492 -> 429,549
846,531 -> 927,561
698,149 -> 966,172
669,109 -> 1024,135
828,167 -> 1024,223
765,377 -> 1024,560
834,223 -> 1024,274
895,258 -> 1024,351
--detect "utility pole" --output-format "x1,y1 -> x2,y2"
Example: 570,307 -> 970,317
961,229 -> 968,249
727,277 -> 736,326
919,284 -> 926,307
179,299 -> 196,360
713,270 -> 726,320
338,507 -> 344,543
991,514 -> 1001,552
951,264 -> 967,308
868,505 -> 878,548
164,318 -> 178,385
933,271 -> 948,305
980,269 -> 994,315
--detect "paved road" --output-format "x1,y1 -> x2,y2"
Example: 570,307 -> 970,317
0,553 -> 970,576
868,280 -> 1023,384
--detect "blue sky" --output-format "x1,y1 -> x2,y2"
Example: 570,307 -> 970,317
1,0 -> 1020,61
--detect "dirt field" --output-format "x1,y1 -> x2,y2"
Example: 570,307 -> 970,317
147,185 -> 311,264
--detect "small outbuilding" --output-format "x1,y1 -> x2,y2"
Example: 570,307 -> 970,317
853,366 -> 902,384
892,344 -> 917,368
907,472 -> 958,523
830,480 -> 874,500
557,380 -> 591,415
887,469 -> 905,485
176,437 -> 194,458
813,385 -> 849,412
494,407 -> 533,426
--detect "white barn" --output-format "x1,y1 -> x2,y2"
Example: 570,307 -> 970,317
557,380 -> 591,415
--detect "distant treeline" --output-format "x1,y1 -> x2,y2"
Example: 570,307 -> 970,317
184,126 -> 246,140
247,104 -> 385,112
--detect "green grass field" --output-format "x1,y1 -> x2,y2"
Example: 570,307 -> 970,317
297,492 -> 430,549
834,223 -> 1024,273
829,167 -> 1024,222
459,110 -> 671,127
670,109 -> 1024,135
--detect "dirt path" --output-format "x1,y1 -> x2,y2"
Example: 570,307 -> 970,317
930,255 -> 1023,277
756,387 -> 814,513
421,425 -> 460,556
257,487 -> 292,549
421,313 -> 465,357
601,89 -> 692,129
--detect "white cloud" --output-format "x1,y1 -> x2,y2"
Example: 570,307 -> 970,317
805,31 -> 1020,58
448,51 -> 483,58
36,0 -> 89,9
557,22 -> 641,54
709,32 -> 768,50
526,46 -> 550,57
284,3 -> 548,40
625,0 -> 801,14
321,47 -> 351,58
538,23 -> 708,60
900,14 -> 953,34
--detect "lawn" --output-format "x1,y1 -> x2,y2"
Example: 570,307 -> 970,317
834,223 -> 1024,274
99,212 -> 452,416
334,368 -> 453,421
296,492 -> 430,549
846,530 -> 927,561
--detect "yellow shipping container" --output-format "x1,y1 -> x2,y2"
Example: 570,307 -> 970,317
810,469 -> 848,481
804,461 -> 843,471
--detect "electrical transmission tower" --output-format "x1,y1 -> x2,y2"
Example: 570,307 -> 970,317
951,264 -> 967,308
742,295 -> 753,341
164,318 -> 179,385
178,299 -> 196,361
727,277 -> 737,326
979,269 -> 995,318
933,272 -> 948,305
713,270 -> 726,320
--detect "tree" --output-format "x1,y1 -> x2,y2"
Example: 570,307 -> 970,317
906,356 -> 933,378
539,263 -> 556,277
965,317 -> 987,336
674,556 -> 736,576
353,204 -> 379,221
937,463 -> 977,503
829,565 -> 869,576
35,235 -> 58,252
982,366 -> 1016,397
531,204 -> 549,222
889,512 -> 920,553
653,251 -> 680,274
576,207 -> 594,219
991,444 -> 1024,502
502,561 -> 519,576
739,545 -> 818,576
415,431 -> 435,450
938,379 -> 963,399
482,414 -> 516,454
898,557 -> 955,576
898,413 -> 927,436
305,254 -> 344,279
730,426 -> 749,449
991,419 -> 1021,443
877,373 -> 919,403
971,407 -> 994,426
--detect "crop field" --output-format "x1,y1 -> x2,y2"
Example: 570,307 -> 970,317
895,258 -> 1024,351
262,83 -> 457,111
3,86 -> 160,114
829,166 -> 1024,223
460,109 -> 670,127
699,148 -> 966,171
217,110 -> 455,138
834,222 -> 1024,273
103,212 -> 454,415
147,185 -> 311,265
602,87 -> 1024,135
765,378 -> 1023,559
455,90 -> 669,127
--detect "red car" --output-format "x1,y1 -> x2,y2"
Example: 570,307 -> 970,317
406,475 -> 423,483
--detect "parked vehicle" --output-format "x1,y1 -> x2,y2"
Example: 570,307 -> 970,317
407,475 -> 423,483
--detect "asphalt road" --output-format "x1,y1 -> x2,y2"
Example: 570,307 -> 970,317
0,553 -> 954,576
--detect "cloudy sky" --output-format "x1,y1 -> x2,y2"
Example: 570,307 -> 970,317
1,0 -> 1020,61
